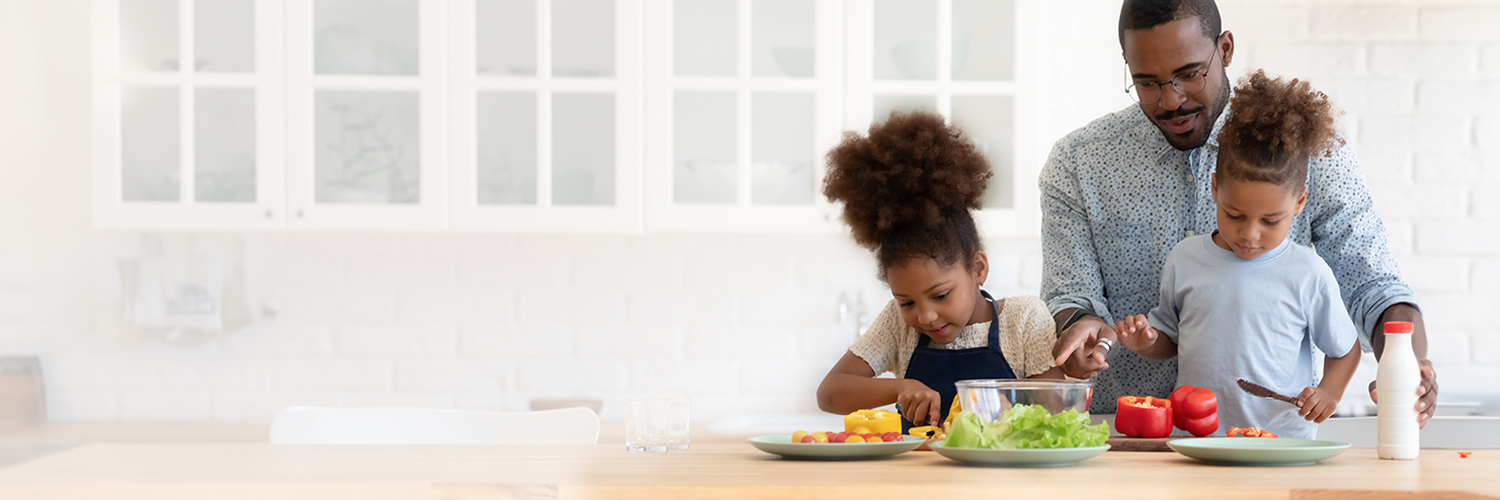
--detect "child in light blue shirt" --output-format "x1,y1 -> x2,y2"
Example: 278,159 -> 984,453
1113,70 -> 1362,439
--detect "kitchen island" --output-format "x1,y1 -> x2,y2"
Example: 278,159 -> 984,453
0,443 -> 1495,499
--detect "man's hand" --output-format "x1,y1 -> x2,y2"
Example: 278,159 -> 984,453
1053,316 -> 1113,379
1114,314 -> 1160,352
1368,303 -> 1436,428
896,379 -> 941,427
1369,359 -> 1438,428
1296,386 -> 1340,423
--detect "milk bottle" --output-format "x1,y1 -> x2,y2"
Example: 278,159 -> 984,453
1376,321 -> 1419,460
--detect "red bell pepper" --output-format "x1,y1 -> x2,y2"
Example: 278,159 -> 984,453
1169,385 -> 1219,437
1115,396 -> 1173,438
1227,427 -> 1278,438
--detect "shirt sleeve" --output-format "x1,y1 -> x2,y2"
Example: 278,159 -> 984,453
1040,140 -> 1114,323
848,300 -> 904,376
1018,296 -> 1060,378
1146,247 -> 1182,342
1307,145 -> 1420,352
1307,263 -> 1361,358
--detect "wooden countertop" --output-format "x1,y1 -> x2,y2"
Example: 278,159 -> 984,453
0,421 -> 747,445
0,443 -> 1495,500
0,422 -> 270,444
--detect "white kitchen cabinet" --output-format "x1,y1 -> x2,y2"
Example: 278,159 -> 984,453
92,0 -> 1034,235
845,0 -> 1040,237
447,0 -> 643,233
96,0 -> 642,233
644,0 -> 1037,235
93,0 -> 286,230
282,0 -> 448,231
643,0 -> 845,233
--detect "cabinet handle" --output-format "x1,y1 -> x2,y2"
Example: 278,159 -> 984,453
264,209 -> 274,219
297,209 -> 306,219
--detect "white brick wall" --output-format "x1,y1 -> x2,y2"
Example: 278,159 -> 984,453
1309,6 -> 1417,40
0,0 -> 1496,426
1370,43 -> 1476,78
1483,43 -> 1500,76
1238,1 -> 1500,409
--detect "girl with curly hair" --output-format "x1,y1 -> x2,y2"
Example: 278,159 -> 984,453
815,111 -> 1065,430
1113,70 -> 1363,439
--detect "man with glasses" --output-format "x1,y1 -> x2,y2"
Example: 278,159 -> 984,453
1040,0 -> 1438,427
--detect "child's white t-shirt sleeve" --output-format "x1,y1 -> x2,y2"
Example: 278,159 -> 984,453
1307,265 -> 1361,357
1148,249 -> 1183,342
847,300 -> 903,375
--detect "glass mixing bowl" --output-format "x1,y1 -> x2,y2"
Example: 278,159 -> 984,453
953,379 -> 1094,424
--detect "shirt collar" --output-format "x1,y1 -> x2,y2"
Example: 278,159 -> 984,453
1202,230 -> 1293,263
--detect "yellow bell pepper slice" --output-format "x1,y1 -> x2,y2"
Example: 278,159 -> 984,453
843,409 -> 901,434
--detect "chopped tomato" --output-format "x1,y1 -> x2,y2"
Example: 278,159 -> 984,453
1458,452 -> 1473,458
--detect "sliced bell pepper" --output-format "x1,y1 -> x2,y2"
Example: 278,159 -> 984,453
1169,385 -> 1220,437
908,425 -> 945,441
1227,427 -> 1278,438
1115,396 -> 1173,438
844,409 -> 901,434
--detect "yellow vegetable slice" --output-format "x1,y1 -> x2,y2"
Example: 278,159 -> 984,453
908,425 -> 946,441
943,398 -> 961,430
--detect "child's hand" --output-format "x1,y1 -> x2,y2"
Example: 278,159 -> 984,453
896,379 -> 942,427
1296,386 -> 1340,423
1114,314 -> 1158,352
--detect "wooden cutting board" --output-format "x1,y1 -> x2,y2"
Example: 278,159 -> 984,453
1106,436 -> 1184,452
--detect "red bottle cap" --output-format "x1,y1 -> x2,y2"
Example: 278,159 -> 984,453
1384,321 -> 1413,334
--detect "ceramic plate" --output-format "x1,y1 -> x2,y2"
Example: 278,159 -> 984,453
928,443 -> 1111,467
747,435 -> 925,460
1167,437 -> 1350,466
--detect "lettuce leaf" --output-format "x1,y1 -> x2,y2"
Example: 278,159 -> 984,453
943,405 -> 1108,450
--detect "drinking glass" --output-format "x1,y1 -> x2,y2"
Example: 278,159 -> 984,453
664,396 -> 691,450
625,397 -> 667,453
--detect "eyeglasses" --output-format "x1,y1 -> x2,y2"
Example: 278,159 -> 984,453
1124,46 -> 1219,105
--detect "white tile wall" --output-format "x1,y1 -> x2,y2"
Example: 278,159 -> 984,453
0,0 -> 1496,425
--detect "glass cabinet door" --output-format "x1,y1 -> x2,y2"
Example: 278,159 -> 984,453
311,90 -> 420,204
285,0 -> 446,230
119,0 -> 179,73
644,0 -> 842,232
95,0 -> 283,230
93,0 -> 1031,235
847,0 -> 1037,236
194,87 -> 259,203
448,0 -> 642,232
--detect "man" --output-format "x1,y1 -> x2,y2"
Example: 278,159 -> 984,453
1041,0 -> 1438,426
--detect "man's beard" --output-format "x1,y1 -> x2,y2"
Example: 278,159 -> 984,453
1156,73 -> 1231,151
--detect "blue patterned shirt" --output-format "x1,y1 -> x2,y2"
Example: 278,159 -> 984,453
1039,103 -> 1418,414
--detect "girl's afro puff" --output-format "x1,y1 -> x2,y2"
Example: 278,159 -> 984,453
823,110 -> 992,278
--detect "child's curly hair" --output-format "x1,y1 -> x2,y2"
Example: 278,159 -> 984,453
1216,69 -> 1344,191
823,110 -> 992,281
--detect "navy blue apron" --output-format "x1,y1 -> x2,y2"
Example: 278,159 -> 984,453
900,289 -> 1017,431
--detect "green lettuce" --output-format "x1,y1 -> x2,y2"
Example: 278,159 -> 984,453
943,405 -> 1108,450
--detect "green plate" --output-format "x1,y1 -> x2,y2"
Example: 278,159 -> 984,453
928,443 -> 1111,467
747,435 -> 925,460
1167,437 -> 1350,466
